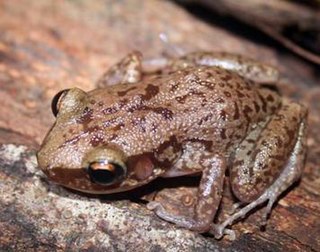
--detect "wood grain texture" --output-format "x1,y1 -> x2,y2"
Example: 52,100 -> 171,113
0,1 -> 319,251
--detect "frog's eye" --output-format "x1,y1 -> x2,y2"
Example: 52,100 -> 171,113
51,89 -> 70,117
87,161 -> 126,185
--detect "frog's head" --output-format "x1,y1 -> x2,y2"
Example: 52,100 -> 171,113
37,88 -> 157,194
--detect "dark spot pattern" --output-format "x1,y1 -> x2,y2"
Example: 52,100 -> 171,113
86,125 -> 101,133
243,105 -> 253,121
155,136 -> 182,164
236,90 -> 245,98
59,125 -> 101,148
152,107 -> 174,120
190,90 -> 205,97
102,106 -> 118,115
266,94 -> 275,102
221,74 -> 232,82
197,113 -> 213,126
233,102 -> 240,120
200,81 -> 216,90
220,128 -> 227,139
141,84 -> 159,101
253,101 -> 260,113
102,99 -> 127,115
284,126 -> 295,140
90,133 -> 104,147
103,118 -> 118,127
170,83 -> 180,92
126,100 -> 145,113
76,107 -> 94,125
111,123 -> 124,132
224,91 -> 231,97
275,136 -> 283,147
219,110 -> 227,121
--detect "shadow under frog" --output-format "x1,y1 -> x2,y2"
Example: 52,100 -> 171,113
37,51 -> 307,239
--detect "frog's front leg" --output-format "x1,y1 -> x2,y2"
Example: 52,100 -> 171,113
147,154 -> 227,233
96,50 -> 171,86
213,100 -> 307,239
97,51 -> 143,87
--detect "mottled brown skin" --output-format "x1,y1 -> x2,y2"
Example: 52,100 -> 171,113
37,51 -> 308,239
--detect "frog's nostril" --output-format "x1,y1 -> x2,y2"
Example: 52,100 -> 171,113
87,160 -> 126,185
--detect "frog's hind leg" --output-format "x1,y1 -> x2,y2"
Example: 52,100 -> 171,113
170,52 -> 280,84
212,100 -> 307,239
142,51 -> 280,84
96,51 -> 143,87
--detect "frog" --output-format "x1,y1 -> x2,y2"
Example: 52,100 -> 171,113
37,51 -> 308,239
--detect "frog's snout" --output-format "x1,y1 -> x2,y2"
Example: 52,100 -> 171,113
82,146 -> 127,186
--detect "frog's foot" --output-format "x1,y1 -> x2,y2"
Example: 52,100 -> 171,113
147,201 -> 211,232
148,201 -> 237,239
210,224 -> 236,240
212,190 -> 275,239
97,51 -> 143,87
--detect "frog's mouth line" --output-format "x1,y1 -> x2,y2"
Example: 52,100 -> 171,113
43,166 -> 156,194
44,167 -> 117,191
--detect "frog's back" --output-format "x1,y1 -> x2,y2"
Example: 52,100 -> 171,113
89,66 -> 280,155
154,66 -> 278,150
156,66 -> 278,129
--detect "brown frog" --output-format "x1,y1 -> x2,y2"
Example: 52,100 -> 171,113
37,51 -> 307,239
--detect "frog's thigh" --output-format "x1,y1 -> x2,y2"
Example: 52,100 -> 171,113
178,52 -> 279,83
230,100 -> 307,203
96,51 -> 143,87
148,154 -> 226,233
212,100 -> 307,239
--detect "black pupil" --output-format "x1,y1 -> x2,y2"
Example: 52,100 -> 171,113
88,162 -> 124,185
